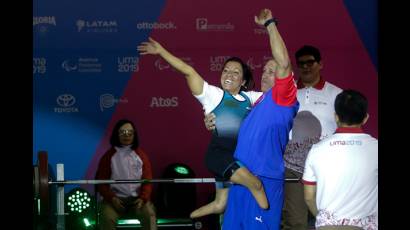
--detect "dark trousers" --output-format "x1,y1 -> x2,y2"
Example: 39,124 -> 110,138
281,168 -> 308,230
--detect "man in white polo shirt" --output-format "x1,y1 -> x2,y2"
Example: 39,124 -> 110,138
282,45 -> 343,230
302,89 -> 378,230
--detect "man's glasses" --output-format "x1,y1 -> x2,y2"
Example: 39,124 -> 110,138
119,129 -> 134,136
297,59 -> 317,68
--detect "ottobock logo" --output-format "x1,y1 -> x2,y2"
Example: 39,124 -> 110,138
76,19 -> 118,32
33,57 -> 47,75
62,58 -> 102,73
150,97 -> 178,108
196,18 -> 234,32
54,94 -> 79,113
99,94 -> 128,111
118,56 -> 139,73
137,21 -> 177,30
210,56 -> 231,72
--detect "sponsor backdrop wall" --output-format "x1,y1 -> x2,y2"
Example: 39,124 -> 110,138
34,0 -> 378,206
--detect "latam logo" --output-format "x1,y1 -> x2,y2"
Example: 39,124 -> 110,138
137,21 -> 176,30
54,94 -> 79,113
76,19 -> 118,32
100,94 -> 128,111
196,18 -> 234,32
330,140 -> 362,146
150,97 -> 178,108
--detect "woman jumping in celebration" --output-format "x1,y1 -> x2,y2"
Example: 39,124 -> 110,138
137,38 -> 268,219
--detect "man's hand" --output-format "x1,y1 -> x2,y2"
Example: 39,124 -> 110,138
254,8 -> 273,26
133,198 -> 145,209
204,112 -> 216,131
137,37 -> 163,55
111,196 -> 125,212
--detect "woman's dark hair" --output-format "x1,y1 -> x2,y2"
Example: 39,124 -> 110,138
223,57 -> 255,91
109,119 -> 139,148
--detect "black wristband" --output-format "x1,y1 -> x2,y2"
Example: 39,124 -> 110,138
264,18 -> 278,27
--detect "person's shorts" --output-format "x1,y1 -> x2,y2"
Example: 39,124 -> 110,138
222,176 -> 284,230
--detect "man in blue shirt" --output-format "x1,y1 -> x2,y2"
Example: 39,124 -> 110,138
222,8 -> 299,229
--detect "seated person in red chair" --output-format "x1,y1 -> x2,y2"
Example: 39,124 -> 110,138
96,119 -> 157,230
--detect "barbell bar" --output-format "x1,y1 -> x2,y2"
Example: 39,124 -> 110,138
34,151 -> 300,216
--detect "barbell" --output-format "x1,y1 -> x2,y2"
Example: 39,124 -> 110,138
33,151 -> 300,216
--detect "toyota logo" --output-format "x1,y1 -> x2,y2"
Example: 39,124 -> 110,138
56,94 -> 76,107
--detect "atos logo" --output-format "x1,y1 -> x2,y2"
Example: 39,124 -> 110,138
150,97 -> 178,108
56,94 -> 76,107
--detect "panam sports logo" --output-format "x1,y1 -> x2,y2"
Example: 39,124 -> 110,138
196,18 -> 234,32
